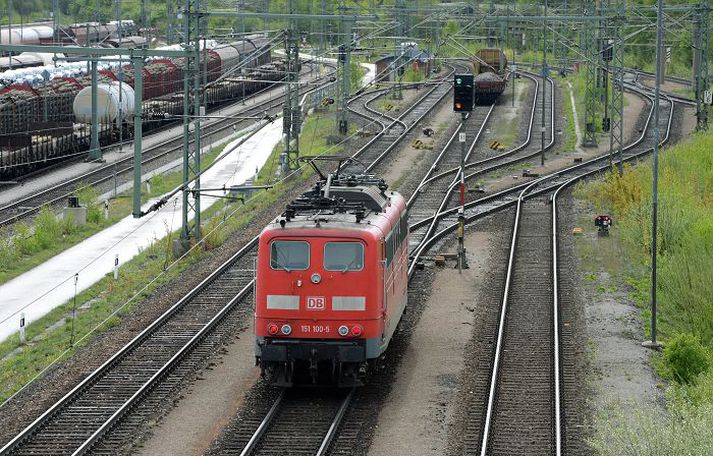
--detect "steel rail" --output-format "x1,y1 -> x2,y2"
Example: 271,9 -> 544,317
408,74 -> 555,278
237,390 -> 285,456
236,387 -> 354,456
418,72 -> 541,189
349,64 -> 461,171
0,236 -> 259,455
316,387 -> 356,456
0,71 -> 454,455
406,71 -> 536,199
478,175 -> 546,456
408,102 -> 495,256
73,280 -> 256,455
408,88 -> 674,456
408,79 -> 655,236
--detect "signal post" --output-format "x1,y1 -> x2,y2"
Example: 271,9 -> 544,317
453,74 -> 473,272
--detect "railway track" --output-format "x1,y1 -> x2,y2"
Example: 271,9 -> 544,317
409,85 -> 672,455
476,179 -> 561,456
0,66 -> 457,455
0,238 -> 258,455
0,65 -> 333,229
408,73 -> 554,271
235,388 -> 353,456
220,81 -> 678,456
409,81 -> 670,264
0,68 -> 680,456
345,65 -> 462,173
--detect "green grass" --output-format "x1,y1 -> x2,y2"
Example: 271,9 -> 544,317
554,74 -> 579,154
576,129 -> 713,454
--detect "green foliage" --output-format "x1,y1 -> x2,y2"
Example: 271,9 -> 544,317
580,130 -> 713,453
581,132 -> 713,345
662,333 -> 710,385
402,67 -> 425,83
590,401 -> 713,456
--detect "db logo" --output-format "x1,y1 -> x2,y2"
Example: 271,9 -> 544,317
306,296 -> 326,311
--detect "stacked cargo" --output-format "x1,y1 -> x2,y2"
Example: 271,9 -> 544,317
0,39 -> 275,140
472,48 -> 508,105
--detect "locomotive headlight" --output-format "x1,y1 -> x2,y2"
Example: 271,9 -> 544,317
338,325 -> 349,337
351,325 -> 363,337
281,324 -> 292,335
267,323 -> 279,335
311,273 -> 321,284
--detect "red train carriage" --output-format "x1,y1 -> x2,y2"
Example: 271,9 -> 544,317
255,169 -> 408,387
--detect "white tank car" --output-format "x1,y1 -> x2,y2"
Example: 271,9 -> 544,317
73,82 -> 135,124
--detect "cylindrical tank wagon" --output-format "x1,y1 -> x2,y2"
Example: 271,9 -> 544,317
73,82 -> 135,124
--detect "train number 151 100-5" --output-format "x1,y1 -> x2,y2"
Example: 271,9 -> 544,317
301,325 -> 331,333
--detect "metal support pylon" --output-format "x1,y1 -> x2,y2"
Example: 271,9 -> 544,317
337,13 -> 353,135
283,26 -> 301,169
583,0 -> 599,147
181,0 -> 203,241
694,0 -> 710,130
394,0 -> 405,100
609,0 -> 625,174
167,0 -> 175,44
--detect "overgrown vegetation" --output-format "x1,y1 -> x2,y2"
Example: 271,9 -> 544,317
578,131 -> 713,454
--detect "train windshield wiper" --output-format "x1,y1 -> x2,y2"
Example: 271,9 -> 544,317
341,258 -> 358,273
273,252 -> 292,273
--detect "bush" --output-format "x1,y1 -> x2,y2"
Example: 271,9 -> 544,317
663,333 -> 710,384
75,186 -> 102,224
34,207 -> 62,250
590,401 -> 713,456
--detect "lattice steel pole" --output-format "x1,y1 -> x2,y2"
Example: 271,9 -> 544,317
394,0 -> 405,100
167,0 -> 175,44
337,14 -> 353,135
180,0 -> 203,241
583,0 -> 599,147
694,0 -> 710,130
609,0 -> 625,174
283,10 -> 301,170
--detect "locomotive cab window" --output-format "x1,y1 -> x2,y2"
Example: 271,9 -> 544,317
270,240 -> 309,271
324,242 -> 364,271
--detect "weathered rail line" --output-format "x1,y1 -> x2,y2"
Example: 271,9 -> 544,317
0,65 -> 459,455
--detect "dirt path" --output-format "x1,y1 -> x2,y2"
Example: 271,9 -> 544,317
367,232 -> 493,455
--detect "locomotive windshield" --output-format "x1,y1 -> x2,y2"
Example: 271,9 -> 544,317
270,241 -> 310,271
324,242 -> 364,272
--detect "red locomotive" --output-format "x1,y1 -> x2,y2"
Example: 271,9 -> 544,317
255,163 -> 408,386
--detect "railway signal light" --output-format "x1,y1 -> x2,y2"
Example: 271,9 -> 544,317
453,74 -> 474,112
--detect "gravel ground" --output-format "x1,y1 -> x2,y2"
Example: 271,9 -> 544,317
367,230 -> 494,455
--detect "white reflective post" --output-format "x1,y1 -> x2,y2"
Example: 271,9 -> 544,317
19,312 -> 26,345
114,254 -> 119,281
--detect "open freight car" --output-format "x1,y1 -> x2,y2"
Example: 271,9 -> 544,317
473,48 -> 508,105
